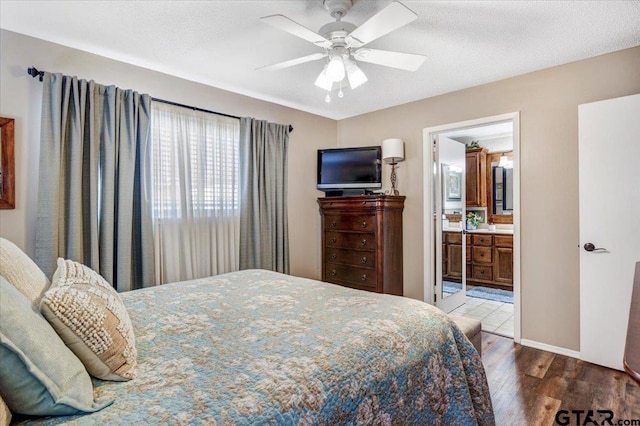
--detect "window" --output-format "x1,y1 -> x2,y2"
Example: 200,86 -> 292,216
151,102 -> 240,218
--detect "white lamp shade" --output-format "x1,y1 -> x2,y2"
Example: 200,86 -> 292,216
314,65 -> 332,91
326,56 -> 345,82
382,138 -> 404,162
345,59 -> 368,89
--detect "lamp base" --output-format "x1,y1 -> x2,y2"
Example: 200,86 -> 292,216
389,162 -> 400,195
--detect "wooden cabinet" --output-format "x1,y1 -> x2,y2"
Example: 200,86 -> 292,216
467,233 -> 513,290
466,148 -> 488,207
318,195 -> 405,295
443,232 -> 464,281
493,235 -> 514,286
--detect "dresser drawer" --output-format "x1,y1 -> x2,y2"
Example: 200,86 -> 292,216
325,214 -> 376,232
472,234 -> 493,246
326,232 -> 376,250
319,198 -> 377,211
325,264 -> 377,290
325,248 -> 375,269
494,235 -> 513,248
472,246 -> 492,264
472,265 -> 493,281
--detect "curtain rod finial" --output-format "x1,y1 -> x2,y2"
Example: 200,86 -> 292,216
27,67 -> 44,81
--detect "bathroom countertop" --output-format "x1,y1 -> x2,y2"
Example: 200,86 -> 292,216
442,227 -> 514,235
468,228 -> 514,235
442,227 -> 464,233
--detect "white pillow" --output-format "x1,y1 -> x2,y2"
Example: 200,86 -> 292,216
0,238 -> 50,305
40,258 -> 137,381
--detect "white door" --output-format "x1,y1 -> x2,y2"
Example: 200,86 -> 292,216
579,93 -> 640,370
435,135 -> 467,313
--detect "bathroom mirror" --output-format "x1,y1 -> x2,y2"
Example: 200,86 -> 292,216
492,166 -> 513,214
0,117 -> 15,209
487,151 -> 513,224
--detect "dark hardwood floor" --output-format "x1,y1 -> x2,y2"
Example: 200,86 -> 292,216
482,332 -> 640,425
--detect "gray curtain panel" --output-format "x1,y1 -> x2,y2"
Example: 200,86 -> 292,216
35,72 -> 155,291
239,117 -> 290,273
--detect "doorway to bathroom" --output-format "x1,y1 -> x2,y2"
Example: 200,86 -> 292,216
423,112 -> 520,341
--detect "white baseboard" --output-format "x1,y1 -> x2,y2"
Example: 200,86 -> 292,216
520,339 -> 580,359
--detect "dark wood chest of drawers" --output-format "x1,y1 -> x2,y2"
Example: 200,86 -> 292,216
318,195 -> 405,295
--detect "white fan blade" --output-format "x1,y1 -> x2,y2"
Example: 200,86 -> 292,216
258,53 -> 327,71
261,14 -> 332,48
354,48 -> 426,71
346,2 -> 417,48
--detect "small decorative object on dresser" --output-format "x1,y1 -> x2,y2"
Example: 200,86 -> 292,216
318,195 -> 405,295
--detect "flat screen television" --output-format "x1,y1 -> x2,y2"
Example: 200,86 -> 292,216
317,146 -> 382,192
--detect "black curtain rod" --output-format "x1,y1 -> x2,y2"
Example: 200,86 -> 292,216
152,97 -> 241,120
27,66 -> 293,133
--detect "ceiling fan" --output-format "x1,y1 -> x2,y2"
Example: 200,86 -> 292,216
259,0 -> 427,101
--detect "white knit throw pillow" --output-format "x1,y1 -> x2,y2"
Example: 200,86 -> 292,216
40,258 -> 137,381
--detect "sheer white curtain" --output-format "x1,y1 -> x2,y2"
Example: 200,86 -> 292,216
151,102 -> 240,284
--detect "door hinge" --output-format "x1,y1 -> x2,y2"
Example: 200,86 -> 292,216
433,293 -> 437,303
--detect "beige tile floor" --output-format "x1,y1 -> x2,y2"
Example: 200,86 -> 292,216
450,296 -> 514,337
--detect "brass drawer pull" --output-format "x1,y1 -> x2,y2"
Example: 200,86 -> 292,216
331,269 -> 337,276
331,237 -> 337,243
361,239 -> 367,246
361,221 -> 367,228
331,221 -> 337,227
331,253 -> 337,260
361,274 -> 367,281
361,256 -> 367,264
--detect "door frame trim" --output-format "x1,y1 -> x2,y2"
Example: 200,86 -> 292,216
423,112 -> 521,343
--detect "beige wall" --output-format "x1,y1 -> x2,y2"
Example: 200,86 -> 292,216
337,46 -> 640,351
0,30 -> 336,280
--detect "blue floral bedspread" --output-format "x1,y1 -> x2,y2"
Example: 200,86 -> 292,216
18,269 -> 494,425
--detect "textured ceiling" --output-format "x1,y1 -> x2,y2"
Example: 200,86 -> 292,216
1,1 -> 639,120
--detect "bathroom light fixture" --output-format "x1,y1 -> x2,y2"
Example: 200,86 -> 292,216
382,138 -> 405,196
499,153 -> 514,169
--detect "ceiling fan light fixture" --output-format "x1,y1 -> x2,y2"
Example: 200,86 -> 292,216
345,59 -> 367,89
314,65 -> 333,91
260,0 -> 426,101
326,55 -> 345,82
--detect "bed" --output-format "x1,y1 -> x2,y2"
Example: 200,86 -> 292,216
8,268 -> 494,425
